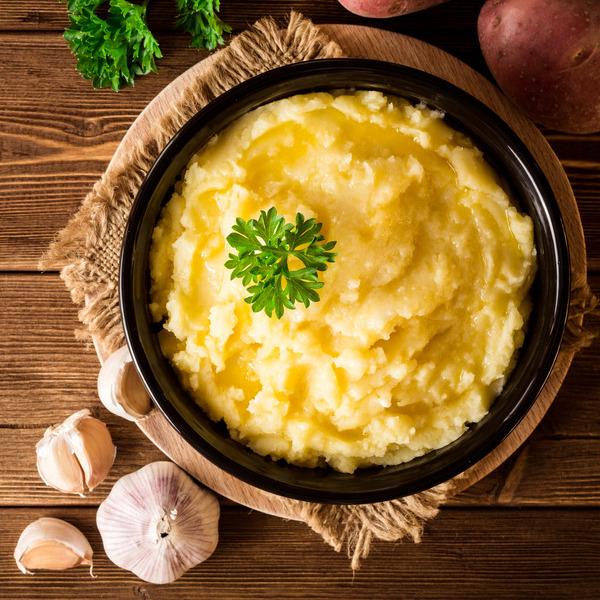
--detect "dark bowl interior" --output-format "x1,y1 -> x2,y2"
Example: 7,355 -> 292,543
120,59 -> 570,504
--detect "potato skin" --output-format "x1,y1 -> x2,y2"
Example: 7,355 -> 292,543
478,0 -> 600,134
337,0 -> 448,19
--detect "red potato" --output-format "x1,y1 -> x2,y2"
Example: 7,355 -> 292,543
478,0 -> 600,134
336,0 -> 449,19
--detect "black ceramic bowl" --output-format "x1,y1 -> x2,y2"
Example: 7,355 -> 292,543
120,59 -> 570,504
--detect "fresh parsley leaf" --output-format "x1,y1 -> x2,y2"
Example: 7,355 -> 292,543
60,0 -> 162,91
173,0 -> 231,51
62,0 -> 103,11
225,208 -> 337,319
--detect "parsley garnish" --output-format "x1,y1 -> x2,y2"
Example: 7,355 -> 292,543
61,0 -> 162,91
174,0 -> 231,51
60,0 -> 230,91
225,208 -> 338,319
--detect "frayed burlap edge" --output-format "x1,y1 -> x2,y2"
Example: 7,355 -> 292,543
39,12 -> 599,570
296,480 -> 454,570
562,272 -> 600,353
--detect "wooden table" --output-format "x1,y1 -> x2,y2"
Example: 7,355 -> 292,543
1,1 -> 598,598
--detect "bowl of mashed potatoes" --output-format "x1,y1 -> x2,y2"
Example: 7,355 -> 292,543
120,59 -> 570,503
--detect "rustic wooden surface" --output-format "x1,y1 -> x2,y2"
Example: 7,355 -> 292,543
0,1 -> 599,598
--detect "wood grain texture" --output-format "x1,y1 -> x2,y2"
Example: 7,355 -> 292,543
0,507 -> 598,600
7,427 -> 598,508
0,425 -> 167,507
0,33 -> 210,271
0,1 -> 485,33
1,3 -> 599,596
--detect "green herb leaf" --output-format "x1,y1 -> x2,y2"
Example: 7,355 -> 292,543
60,0 -> 161,91
173,0 -> 231,51
225,208 -> 337,319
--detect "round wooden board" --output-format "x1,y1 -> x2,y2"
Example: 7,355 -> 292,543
94,25 -> 586,520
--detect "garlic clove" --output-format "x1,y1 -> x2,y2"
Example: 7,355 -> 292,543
97,461 -> 220,584
36,434 -> 86,496
15,517 -> 93,574
97,346 -> 152,421
36,409 -> 116,496
73,415 -> 118,491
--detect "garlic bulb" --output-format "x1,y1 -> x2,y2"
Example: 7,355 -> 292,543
97,461 -> 219,584
97,346 -> 152,421
15,517 -> 93,574
36,409 -> 116,496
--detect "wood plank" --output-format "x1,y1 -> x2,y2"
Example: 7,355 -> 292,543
1,32 -> 598,270
1,273 -> 100,420
0,33 -> 211,270
0,34 -> 210,105
549,131 -> 600,269
0,424 -> 167,507
0,0 -> 484,33
1,273 -> 598,507
450,437 -> 600,506
1,424 -> 598,507
0,506 -> 598,599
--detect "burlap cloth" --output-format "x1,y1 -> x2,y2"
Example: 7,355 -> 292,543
41,13 -> 598,569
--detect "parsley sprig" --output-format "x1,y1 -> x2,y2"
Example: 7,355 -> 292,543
61,0 -> 161,91
225,208 -> 337,319
60,0 -> 230,91
173,0 -> 231,51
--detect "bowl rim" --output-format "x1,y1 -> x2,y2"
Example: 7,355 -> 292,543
120,58 -> 570,504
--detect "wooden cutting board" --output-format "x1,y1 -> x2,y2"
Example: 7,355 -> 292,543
93,25 -> 586,520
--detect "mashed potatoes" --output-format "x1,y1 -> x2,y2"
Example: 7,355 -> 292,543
149,90 -> 536,473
